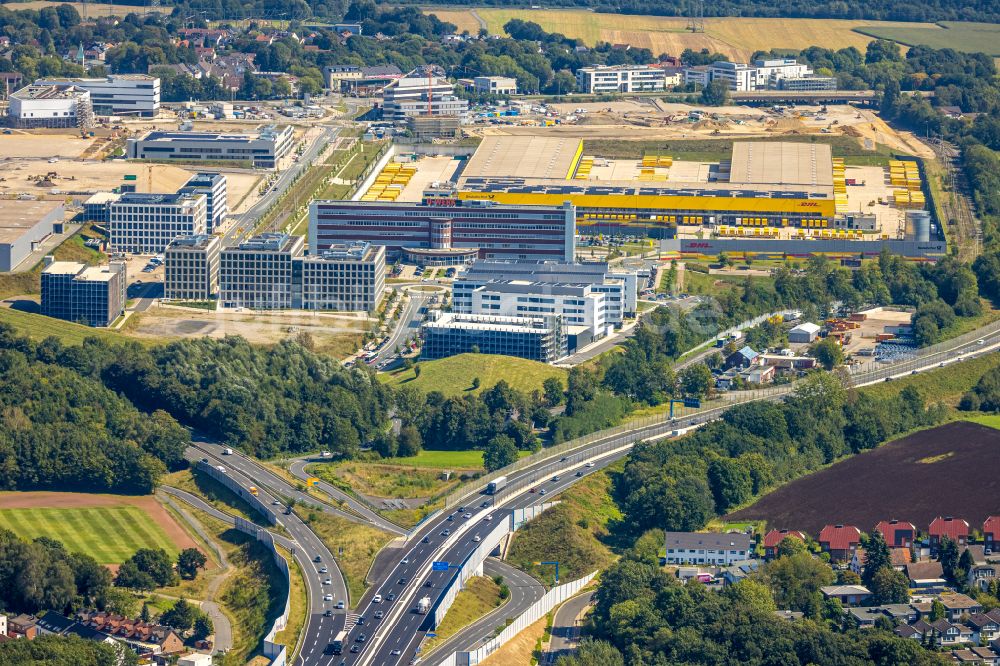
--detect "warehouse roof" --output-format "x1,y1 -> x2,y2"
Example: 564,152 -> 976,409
790,322 -> 821,334
462,136 -> 583,181
0,200 -> 62,244
729,142 -> 833,187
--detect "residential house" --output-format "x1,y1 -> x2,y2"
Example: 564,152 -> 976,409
965,545 -> 999,592
847,606 -> 885,628
662,531 -> 752,566
745,365 -> 775,384
78,610 -> 184,655
818,524 -> 862,562
910,618 -> 974,646
895,624 -> 921,640
966,610 -> 1000,644
877,519 -> 918,548
950,647 -> 1000,664
720,559 -> 759,586
890,548 -> 911,570
848,604 -> 917,628
724,345 -> 760,370
8,614 -> 38,639
761,529 -> 807,560
985,516 -> 1000,552
905,561 -> 946,590
938,592 -> 983,622
849,548 -> 866,576
820,585 -> 871,606
36,614 -> 124,658
929,516 -> 970,552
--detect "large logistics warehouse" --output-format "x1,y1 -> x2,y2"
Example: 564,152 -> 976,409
454,137 -> 838,235
0,200 -> 64,272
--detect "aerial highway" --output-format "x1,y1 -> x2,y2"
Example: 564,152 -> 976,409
184,444 -> 349,666
345,320 -> 1000,666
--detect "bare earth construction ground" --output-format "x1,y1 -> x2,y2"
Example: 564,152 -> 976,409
727,421 -> 1000,534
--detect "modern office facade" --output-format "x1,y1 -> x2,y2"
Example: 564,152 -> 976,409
299,241 -> 386,311
453,260 -> 638,325
164,234 -> 221,301
575,65 -> 667,94
473,76 -> 517,95
7,84 -> 93,128
109,192 -> 207,254
40,258 -> 126,327
466,280 -> 608,339
219,233 -> 304,309
421,312 -> 566,363
126,125 -> 294,168
309,194 -> 576,263
684,59 -> 830,92
179,173 -> 227,233
35,74 -> 159,116
0,200 -> 64,271
381,73 -> 468,121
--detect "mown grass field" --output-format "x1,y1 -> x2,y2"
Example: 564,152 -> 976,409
856,22 -> 1000,56
0,505 -> 180,563
382,353 -> 566,397
425,8 -> 932,61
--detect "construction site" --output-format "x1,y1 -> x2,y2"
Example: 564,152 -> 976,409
370,131 -> 943,258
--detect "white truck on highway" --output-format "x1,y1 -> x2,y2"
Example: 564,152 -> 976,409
416,596 -> 431,614
486,475 -> 507,495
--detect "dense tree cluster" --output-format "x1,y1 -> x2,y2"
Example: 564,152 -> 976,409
959,365 -> 1000,412
584,551 -> 947,666
614,374 -> 946,535
0,529 -> 112,615
0,326 -> 188,494
114,548 -> 177,591
0,633 -> 136,666
87,335 -> 392,458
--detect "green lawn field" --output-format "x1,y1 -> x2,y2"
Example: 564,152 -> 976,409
855,22 -> 1000,56
0,506 -> 181,563
389,449 -> 531,469
381,353 -> 566,397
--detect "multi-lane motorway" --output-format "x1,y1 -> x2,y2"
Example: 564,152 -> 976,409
174,317 -> 1000,666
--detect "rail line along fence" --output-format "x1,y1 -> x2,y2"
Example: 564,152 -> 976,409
444,316 -> 1000,512
437,571 -> 599,666
198,462 -> 291,666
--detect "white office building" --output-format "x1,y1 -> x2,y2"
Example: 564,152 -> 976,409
179,173 -> 227,234
453,260 -> 638,326
164,234 -> 221,301
7,84 -> 93,128
381,71 -> 469,122
691,59 -> 824,92
127,125 -> 294,168
109,192 -> 207,254
575,65 -> 666,94
470,280 -> 610,339
35,74 -> 159,116
473,76 -> 517,96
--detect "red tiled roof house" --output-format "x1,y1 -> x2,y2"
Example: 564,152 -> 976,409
762,529 -> 807,560
876,519 -> 918,548
984,516 -> 1000,552
818,524 -> 861,563
929,516 -> 970,552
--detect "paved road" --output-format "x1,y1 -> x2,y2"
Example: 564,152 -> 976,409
183,445 -> 348,666
288,457 -> 406,536
222,125 -> 340,248
354,320 -> 1000,666
424,559 -> 545,664
544,591 -> 594,664
192,438 -> 403,535
373,290 -> 431,366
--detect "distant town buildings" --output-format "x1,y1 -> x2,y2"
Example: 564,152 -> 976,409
40,258 -> 126,327
109,192 -> 207,255
164,234 -> 221,301
34,74 -> 160,116
126,125 -> 294,168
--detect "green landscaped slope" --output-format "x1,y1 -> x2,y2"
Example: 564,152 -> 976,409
855,22 -> 1000,56
0,506 -> 180,564
381,353 -> 566,397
